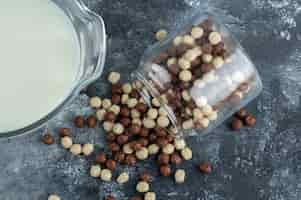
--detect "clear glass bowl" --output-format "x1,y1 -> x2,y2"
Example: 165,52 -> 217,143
132,12 -> 262,138
1,0 -> 106,138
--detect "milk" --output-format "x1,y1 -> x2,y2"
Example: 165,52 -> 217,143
0,1 -> 80,133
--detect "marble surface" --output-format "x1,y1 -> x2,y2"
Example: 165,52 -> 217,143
1,0 -> 301,199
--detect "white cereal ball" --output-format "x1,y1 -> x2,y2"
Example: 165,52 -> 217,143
191,26 -> 204,39
90,165 -> 101,178
179,70 -> 192,82
181,90 -> 191,102
174,169 -> 186,184
145,192 -> 156,200
192,46 -> 202,56
136,181 -> 150,193
103,121 -> 114,132
174,139 -> 186,150
143,118 -> 156,129
157,116 -> 170,128
127,98 -> 138,108
100,169 -> 112,182
121,94 -> 129,104
158,107 -> 168,116
151,98 -> 161,107
196,96 -> 208,107
182,119 -> 194,130
181,147 -> 193,160
193,108 -> 204,120
167,57 -> 177,67
109,105 -> 120,115
108,72 -> 121,84
148,144 -> 160,155
155,29 -> 168,41
117,172 -> 130,184
89,96 -> 102,108
202,105 -> 213,116
183,50 -> 198,62
132,118 -> 142,126
200,118 -> 210,128
102,98 -> 112,109
112,123 -> 124,135
122,83 -> 132,94
212,56 -> 224,68
131,109 -> 141,118
70,144 -> 82,155
123,143 -> 134,154
209,31 -> 222,45
96,109 -> 106,121
183,34 -> 195,46
61,136 -> 73,149
173,36 -> 183,46
135,147 -> 149,160
48,194 -> 61,200
147,108 -> 158,119
82,143 -> 94,156
178,58 -> 191,70
208,111 -> 218,121
162,143 -> 175,155
202,54 -> 213,63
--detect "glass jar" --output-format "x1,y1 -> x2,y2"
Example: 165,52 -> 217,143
132,12 -> 262,137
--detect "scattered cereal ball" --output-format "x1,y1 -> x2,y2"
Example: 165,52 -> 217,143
127,98 -> 138,108
148,144 -> 160,155
157,116 -> 170,128
208,111 -> 218,121
182,90 -> 191,101
48,194 -> 61,200
121,94 -> 129,104
144,192 -> 156,200
173,36 -> 183,46
136,147 -> 149,160
103,121 -> 114,132
162,144 -> 175,155
183,50 -> 198,62
117,172 -> 129,184
143,118 -> 156,129
132,118 -> 142,126
179,70 -> 192,82
178,58 -> 191,70
193,108 -> 204,120
196,96 -> 208,107
174,169 -> 185,184
151,98 -> 161,107
167,57 -> 177,67
174,139 -> 186,150
191,26 -> 204,39
82,143 -> 94,156
155,29 -> 168,41
102,99 -> 112,109
122,83 -> 132,94
90,165 -> 101,177
61,136 -> 73,149
123,143 -> 134,154
96,109 -> 106,121
209,31 -> 222,45
147,108 -> 158,119
183,35 -> 195,46
202,105 -> 213,116
89,96 -> 102,108
200,118 -> 210,128
158,107 -> 168,116
109,105 -> 120,115
70,144 -> 82,155
113,123 -> 124,135
101,169 -> 112,181
182,119 -> 194,130
181,147 -> 192,160
136,181 -> 149,193
108,72 -> 120,84
202,54 -> 213,63
212,56 -> 224,68
131,109 -> 141,118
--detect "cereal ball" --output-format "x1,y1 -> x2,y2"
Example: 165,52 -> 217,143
61,136 -> 73,149
48,194 -> 61,200
121,94 -> 129,104
102,99 -> 112,109
136,181 -> 149,193
181,90 -> 191,101
162,144 -> 175,155
202,54 -> 213,63
136,147 -> 149,160
89,96 -> 102,108
174,169 -> 185,184
173,36 -> 183,46
182,119 -> 194,130
147,108 -> 158,119
108,72 -> 120,84
133,80 -> 143,89
167,57 -> 177,67
122,83 -> 132,94
90,165 -> 101,177
103,121 -> 114,132
82,143 -> 94,156
209,32 -> 222,45
101,169 -> 112,181
179,70 -> 192,82
200,118 -> 210,128
191,26 -> 204,39
178,58 -> 191,70
148,144 -> 160,155
96,109 -> 106,121
127,98 -> 138,108
184,49 -> 199,62
193,108 -> 203,120
113,123 -> 124,135
132,118 -> 142,126
194,79 -> 206,88
157,116 -> 170,128
144,192 -> 156,200
109,105 -> 120,115
151,98 -> 161,107
117,172 -> 129,184
174,139 -> 186,150
131,109 -> 141,118
183,35 -> 195,46
123,143 -> 134,154
202,105 -> 213,116
208,111 -> 218,121
155,29 -> 168,41
181,147 -> 192,160
70,144 -> 82,155
158,107 -> 168,116
196,96 -> 208,107
143,118 -> 156,129
212,56 -> 224,68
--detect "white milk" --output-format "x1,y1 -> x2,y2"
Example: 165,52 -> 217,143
0,1 -> 80,133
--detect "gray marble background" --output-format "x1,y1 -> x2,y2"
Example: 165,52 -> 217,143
1,0 -> 301,199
